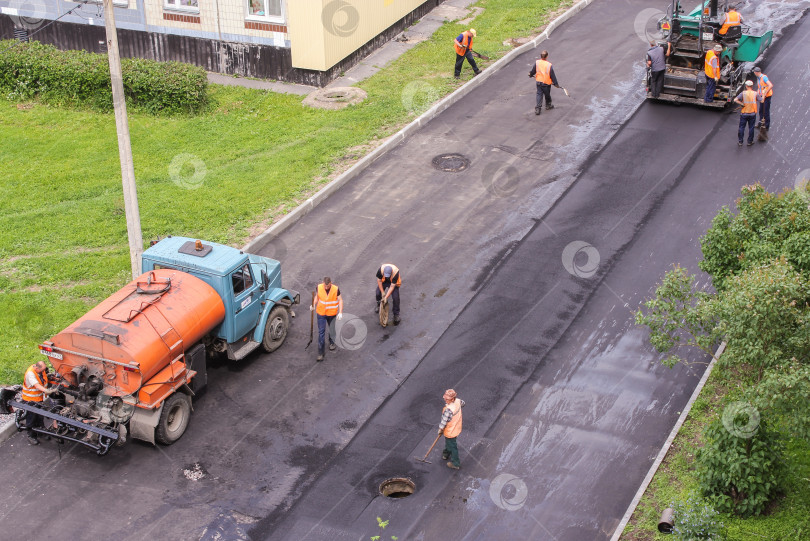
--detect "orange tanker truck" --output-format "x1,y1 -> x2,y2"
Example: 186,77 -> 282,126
0,237 -> 299,455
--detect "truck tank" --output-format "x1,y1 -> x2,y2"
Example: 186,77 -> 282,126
44,269 -> 225,404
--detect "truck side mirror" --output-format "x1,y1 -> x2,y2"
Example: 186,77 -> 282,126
261,270 -> 269,291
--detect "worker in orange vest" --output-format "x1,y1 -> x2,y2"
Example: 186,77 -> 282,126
528,50 -> 559,115
453,28 -> 481,79
703,44 -> 722,103
21,361 -> 55,445
311,277 -> 343,361
753,67 -> 773,130
734,80 -> 761,146
438,388 -> 465,469
375,264 -> 402,325
718,6 -> 742,37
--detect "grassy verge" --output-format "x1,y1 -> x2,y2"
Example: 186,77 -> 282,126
620,365 -> 810,540
0,0 -> 571,382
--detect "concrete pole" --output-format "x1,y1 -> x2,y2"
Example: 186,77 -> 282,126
103,0 -> 143,279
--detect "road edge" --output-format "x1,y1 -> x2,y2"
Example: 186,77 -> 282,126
609,341 -> 727,541
0,420 -> 17,445
242,0 -> 598,252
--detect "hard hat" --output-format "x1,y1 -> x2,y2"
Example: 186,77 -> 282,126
469,28 -> 477,37
383,265 -> 393,278
745,80 -> 753,86
753,67 -> 762,73
713,44 -> 723,52
443,389 -> 457,400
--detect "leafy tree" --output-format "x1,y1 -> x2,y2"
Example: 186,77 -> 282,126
696,417 -> 783,517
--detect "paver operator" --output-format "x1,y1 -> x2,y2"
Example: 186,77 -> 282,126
438,388 -> 465,470
454,28 -> 481,79
646,40 -> 667,99
22,361 -> 57,445
704,44 -> 722,103
734,80 -> 761,147
528,50 -> 559,115
311,277 -> 343,362
753,67 -> 773,130
718,6 -> 742,38
375,264 -> 402,325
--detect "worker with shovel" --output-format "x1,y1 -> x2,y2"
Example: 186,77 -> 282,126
438,389 -> 465,470
375,264 -> 401,326
453,28 -> 481,79
528,50 -> 560,115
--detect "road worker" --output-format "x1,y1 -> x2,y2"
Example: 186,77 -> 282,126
718,6 -> 742,38
704,44 -> 722,103
528,50 -> 559,115
453,28 -> 481,79
753,67 -> 773,130
734,80 -> 761,146
21,361 -> 55,445
438,389 -> 465,470
311,277 -> 343,362
646,40 -> 667,99
375,264 -> 402,325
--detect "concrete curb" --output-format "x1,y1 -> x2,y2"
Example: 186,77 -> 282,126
0,419 -> 18,445
609,342 -> 727,541
242,0 -> 598,252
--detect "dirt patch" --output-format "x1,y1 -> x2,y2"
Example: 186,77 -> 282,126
302,87 -> 367,110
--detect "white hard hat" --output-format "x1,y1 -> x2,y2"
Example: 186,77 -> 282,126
745,80 -> 753,86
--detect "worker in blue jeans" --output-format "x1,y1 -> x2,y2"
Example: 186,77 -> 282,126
311,277 -> 343,362
734,80 -> 761,146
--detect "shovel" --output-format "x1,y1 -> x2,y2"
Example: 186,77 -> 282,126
555,84 -> 571,98
305,291 -> 314,349
471,50 -> 491,60
414,433 -> 442,464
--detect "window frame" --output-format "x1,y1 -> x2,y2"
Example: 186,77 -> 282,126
164,0 -> 200,14
245,0 -> 284,23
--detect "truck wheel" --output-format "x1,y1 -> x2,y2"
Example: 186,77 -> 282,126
262,305 -> 289,353
155,393 -> 191,445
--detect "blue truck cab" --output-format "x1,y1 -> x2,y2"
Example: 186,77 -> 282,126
141,236 -> 299,360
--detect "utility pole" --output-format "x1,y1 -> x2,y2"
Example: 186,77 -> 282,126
103,0 -> 143,279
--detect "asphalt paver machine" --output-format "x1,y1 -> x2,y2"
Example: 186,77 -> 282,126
648,0 -> 773,107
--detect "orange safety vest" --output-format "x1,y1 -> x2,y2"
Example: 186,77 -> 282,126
535,59 -> 553,85
442,399 -> 463,438
22,365 -> 49,402
704,50 -> 719,79
719,11 -> 741,35
741,89 -> 758,114
757,73 -> 773,98
316,283 -> 339,317
454,31 -> 473,56
379,264 -> 402,286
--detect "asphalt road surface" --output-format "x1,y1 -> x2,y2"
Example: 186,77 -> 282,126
1,1 -> 808,540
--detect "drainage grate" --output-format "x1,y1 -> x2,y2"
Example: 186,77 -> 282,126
379,477 -> 415,498
432,153 -> 470,172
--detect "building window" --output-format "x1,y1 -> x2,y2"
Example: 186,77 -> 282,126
165,0 -> 199,12
247,0 -> 282,20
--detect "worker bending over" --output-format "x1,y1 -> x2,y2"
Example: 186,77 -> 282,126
375,264 -> 402,325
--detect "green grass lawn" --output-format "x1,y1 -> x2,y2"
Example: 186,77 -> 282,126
621,369 -> 810,540
0,0 -> 569,383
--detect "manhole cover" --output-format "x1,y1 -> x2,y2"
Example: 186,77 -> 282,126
379,477 -> 415,498
432,153 -> 470,172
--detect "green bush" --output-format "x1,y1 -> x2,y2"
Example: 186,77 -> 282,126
671,495 -> 725,540
700,185 -> 810,291
697,415 -> 783,517
0,40 -> 207,113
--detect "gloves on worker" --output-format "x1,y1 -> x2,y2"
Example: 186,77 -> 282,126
438,428 -> 443,434
310,305 -> 314,311
337,313 -> 343,321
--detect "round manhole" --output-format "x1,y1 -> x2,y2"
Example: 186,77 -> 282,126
432,153 -> 470,172
379,477 -> 415,498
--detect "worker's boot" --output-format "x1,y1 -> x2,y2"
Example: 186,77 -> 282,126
374,303 -> 380,313
441,450 -> 450,461
534,106 -> 541,115
329,342 -> 337,351
27,434 -> 39,445
394,314 -> 401,325
546,104 -> 554,110
317,346 -> 324,362
446,462 -> 460,470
